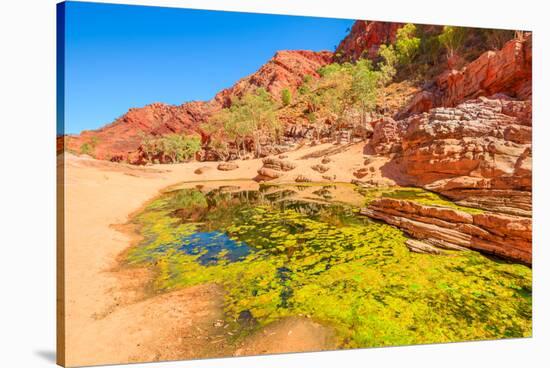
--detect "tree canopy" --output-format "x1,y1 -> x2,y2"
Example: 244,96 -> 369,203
206,87 -> 280,157
141,134 -> 201,163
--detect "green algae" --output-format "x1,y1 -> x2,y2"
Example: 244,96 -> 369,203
126,183 -> 531,348
361,186 -> 485,214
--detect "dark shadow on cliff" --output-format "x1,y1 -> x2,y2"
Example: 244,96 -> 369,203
362,142 -> 375,156
362,141 -> 415,187
378,158 -> 416,187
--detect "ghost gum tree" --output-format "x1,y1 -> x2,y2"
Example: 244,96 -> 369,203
316,63 -> 353,130
438,25 -> 468,61
243,88 -> 281,157
348,60 -> 380,125
395,23 -> 421,73
206,87 -> 280,158
313,51 -> 395,130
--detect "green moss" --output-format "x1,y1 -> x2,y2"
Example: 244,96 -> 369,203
127,183 -> 531,348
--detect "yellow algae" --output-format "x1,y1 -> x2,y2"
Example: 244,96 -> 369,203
126,183 -> 531,348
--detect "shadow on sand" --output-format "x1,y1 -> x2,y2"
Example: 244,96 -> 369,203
35,350 -> 56,364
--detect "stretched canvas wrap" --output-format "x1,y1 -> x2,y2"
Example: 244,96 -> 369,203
57,1 -> 533,366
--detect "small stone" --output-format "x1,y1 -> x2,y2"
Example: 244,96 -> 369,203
295,175 -> 312,183
311,164 -> 330,173
194,166 -> 212,175
217,162 -> 239,171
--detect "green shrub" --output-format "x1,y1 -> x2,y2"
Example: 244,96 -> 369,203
438,26 -> 468,59
281,88 -> 292,106
395,23 -> 421,70
80,142 -> 92,155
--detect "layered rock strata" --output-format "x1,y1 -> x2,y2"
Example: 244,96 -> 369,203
362,198 -> 532,264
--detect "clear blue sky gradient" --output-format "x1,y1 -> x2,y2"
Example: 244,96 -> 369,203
63,1 -> 354,134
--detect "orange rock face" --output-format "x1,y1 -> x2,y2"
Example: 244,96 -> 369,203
335,20 -> 402,61
64,50 -> 333,163
365,40 -> 533,262
65,101 -> 216,162
214,50 -> 333,107
399,34 -> 532,118
371,97 -> 532,216
363,198 -> 532,264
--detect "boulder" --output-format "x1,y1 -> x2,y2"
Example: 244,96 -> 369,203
262,157 -> 296,171
353,168 -> 370,179
217,162 -> 239,171
311,164 -> 330,173
194,166 -> 212,175
368,117 -> 407,155
257,168 -> 283,179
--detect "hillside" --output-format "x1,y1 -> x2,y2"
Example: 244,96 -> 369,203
65,50 -> 333,162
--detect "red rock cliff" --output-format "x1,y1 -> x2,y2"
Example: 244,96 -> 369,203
335,20 -> 403,61
370,96 -> 532,216
215,50 -> 333,106
398,34 -> 532,118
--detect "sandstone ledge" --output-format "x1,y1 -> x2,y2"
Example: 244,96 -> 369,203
361,198 -> 531,264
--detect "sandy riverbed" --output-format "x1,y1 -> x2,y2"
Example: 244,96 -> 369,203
59,142 -> 389,366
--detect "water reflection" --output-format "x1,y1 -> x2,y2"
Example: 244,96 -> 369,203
180,231 -> 251,265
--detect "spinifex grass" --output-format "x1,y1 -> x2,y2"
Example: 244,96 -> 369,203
126,183 -> 531,348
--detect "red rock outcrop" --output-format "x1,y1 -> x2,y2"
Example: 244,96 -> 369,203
65,101 -> 216,162
371,97 -> 532,216
65,50 -> 333,163
362,198 -> 532,264
335,20 -> 403,61
398,34 -> 532,118
214,50 -> 333,106
368,117 -> 408,155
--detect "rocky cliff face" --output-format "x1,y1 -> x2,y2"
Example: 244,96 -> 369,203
370,97 -> 532,215
364,96 -> 532,263
65,50 -> 333,162
214,50 -> 333,106
335,20 -> 402,61
398,34 -> 532,118
358,32 -> 533,264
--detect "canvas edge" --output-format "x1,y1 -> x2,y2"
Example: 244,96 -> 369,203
56,1 -> 66,367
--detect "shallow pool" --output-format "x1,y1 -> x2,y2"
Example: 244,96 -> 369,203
126,181 -> 532,348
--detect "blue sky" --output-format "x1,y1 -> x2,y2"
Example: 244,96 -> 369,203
62,1 -> 354,134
